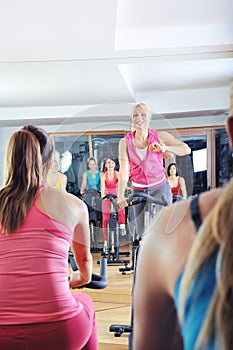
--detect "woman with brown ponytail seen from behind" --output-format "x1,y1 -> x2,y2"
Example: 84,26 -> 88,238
0,125 -> 97,350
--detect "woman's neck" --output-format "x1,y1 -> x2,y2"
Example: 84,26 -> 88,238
49,172 -> 59,185
107,168 -> 114,175
134,129 -> 149,148
51,171 -> 58,178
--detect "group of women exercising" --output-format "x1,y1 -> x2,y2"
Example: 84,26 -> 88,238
78,106 -> 190,248
0,91 -> 232,349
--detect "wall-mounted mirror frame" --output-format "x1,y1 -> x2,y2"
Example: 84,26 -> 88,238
165,125 -> 231,192
50,124 -> 231,196
50,130 -> 126,196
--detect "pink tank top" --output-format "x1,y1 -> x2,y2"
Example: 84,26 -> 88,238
0,187 -> 82,325
104,171 -> 118,195
125,129 -> 166,190
171,176 -> 181,196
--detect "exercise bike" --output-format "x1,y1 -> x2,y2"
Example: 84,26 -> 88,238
82,189 -> 102,253
119,190 -> 168,275
100,193 -> 130,267
172,194 -> 183,203
109,191 -> 168,349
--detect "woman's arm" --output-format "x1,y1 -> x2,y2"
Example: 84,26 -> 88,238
100,172 -> 106,198
133,199 -> 197,350
61,173 -> 67,190
117,138 -> 129,208
69,242 -> 93,288
133,187 -> 224,349
69,200 -> 93,288
133,215 -> 184,349
158,130 -> 191,156
80,172 -> 87,194
180,177 -> 187,199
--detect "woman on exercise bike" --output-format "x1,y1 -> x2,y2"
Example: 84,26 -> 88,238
167,162 -> 187,202
0,125 -> 97,350
80,157 -> 102,221
47,159 -> 67,190
101,158 -> 126,252
80,157 -> 101,195
117,102 -> 191,237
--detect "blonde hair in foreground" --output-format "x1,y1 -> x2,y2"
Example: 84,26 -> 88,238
179,177 -> 233,350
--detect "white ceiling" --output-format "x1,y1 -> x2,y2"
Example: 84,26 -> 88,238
0,0 -> 232,127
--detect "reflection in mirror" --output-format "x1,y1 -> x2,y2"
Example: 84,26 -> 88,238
54,133 -> 125,196
54,135 -> 89,196
215,129 -> 233,187
176,136 -> 207,196
92,134 -> 124,171
53,128 -> 232,198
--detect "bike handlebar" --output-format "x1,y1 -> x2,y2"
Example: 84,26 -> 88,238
81,189 -> 101,197
102,193 -> 117,201
129,192 -> 168,207
102,190 -> 168,209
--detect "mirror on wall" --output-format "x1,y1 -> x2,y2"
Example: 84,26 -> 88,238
92,134 -> 124,171
52,125 -> 231,198
53,132 -> 125,195
54,134 -> 89,196
175,135 -> 207,196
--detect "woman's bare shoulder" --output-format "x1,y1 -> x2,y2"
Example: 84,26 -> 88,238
144,187 -> 224,258
138,187 -> 224,294
139,198 -> 197,293
198,187 -> 223,219
40,186 -> 87,220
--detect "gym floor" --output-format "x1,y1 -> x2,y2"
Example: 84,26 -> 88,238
70,242 -> 133,350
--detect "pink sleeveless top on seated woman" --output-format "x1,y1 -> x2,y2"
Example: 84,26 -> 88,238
0,186 -> 82,325
104,171 -> 118,195
171,176 -> 181,196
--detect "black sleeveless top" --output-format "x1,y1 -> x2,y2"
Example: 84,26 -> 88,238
190,195 -> 202,231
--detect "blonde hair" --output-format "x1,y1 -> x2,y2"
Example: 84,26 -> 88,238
179,178 -> 233,350
131,102 -> 152,119
0,125 -> 53,233
130,103 -> 152,131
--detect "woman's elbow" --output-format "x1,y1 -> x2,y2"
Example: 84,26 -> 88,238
83,274 -> 92,284
185,145 -> 191,154
179,144 -> 191,156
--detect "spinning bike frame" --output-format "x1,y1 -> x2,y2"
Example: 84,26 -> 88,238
110,192 -> 168,349
101,193 -> 130,266
82,189 -> 102,253
119,191 -> 168,275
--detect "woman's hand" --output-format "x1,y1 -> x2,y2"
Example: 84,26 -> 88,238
69,270 -> 90,289
149,141 -> 163,152
117,196 -> 128,208
149,141 -> 173,159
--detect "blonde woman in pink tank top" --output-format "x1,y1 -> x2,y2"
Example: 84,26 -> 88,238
117,103 -> 191,238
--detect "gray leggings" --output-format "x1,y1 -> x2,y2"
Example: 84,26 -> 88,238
128,181 -> 172,239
